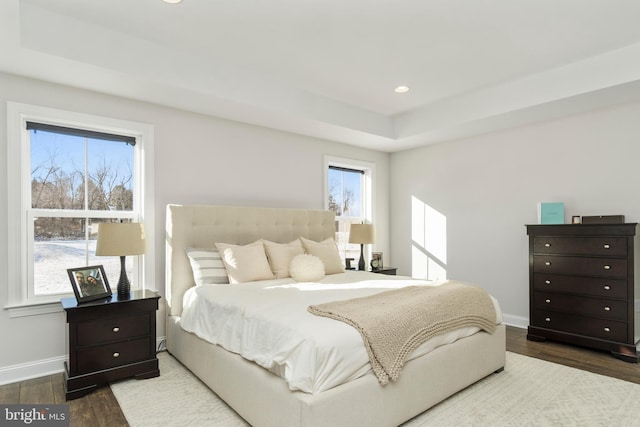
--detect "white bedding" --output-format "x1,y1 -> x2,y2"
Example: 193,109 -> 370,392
179,271 -> 503,394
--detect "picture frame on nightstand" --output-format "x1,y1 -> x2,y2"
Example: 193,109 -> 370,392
67,265 -> 112,303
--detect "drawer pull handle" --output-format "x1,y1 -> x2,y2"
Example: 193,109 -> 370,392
544,243 -> 551,247
113,352 -> 120,358
604,306 -> 611,311
604,244 -> 610,249
604,285 -> 611,290
603,265 -> 611,270
545,261 -> 551,266
112,327 -> 120,333
545,317 -> 551,322
545,299 -> 551,303
604,327 -> 610,333
545,280 -> 551,285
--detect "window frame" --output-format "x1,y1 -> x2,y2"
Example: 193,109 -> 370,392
6,102 -> 155,317
324,155 -> 375,264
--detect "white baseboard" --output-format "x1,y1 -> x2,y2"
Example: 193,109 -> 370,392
501,313 -> 529,329
0,335 -> 167,386
0,355 -> 66,386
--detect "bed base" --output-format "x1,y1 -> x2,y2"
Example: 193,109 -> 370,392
167,316 -> 505,427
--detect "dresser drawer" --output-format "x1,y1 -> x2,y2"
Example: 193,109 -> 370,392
533,274 -> 627,299
76,337 -> 151,374
77,313 -> 151,346
533,236 -> 627,256
533,292 -> 626,321
531,310 -> 627,342
533,255 -> 627,278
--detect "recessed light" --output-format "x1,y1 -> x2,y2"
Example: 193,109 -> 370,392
394,86 -> 410,93
162,0 -> 182,4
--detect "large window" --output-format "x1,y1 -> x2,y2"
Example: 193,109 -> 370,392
325,156 -> 374,267
7,103 -> 154,315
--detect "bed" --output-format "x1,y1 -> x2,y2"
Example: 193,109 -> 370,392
165,204 -> 506,427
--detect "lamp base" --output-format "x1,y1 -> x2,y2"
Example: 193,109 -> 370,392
358,244 -> 365,271
117,255 -> 131,299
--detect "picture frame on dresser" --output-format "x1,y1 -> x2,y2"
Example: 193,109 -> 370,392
67,265 -> 112,303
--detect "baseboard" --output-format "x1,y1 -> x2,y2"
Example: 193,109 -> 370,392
501,313 -> 529,329
0,335 -> 167,386
0,355 -> 66,386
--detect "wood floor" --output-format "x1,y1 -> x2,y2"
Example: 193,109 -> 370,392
2,326 -> 639,427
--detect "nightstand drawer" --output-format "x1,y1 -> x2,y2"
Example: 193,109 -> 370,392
533,256 -> 627,278
533,292 -> 626,321
76,337 -> 151,374
533,237 -> 627,256
533,274 -> 627,299
532,310 -> 627,342
77,313 -> 150,346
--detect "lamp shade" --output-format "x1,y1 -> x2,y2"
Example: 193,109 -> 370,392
96,222 -> 146,256
348,223 -> 376,244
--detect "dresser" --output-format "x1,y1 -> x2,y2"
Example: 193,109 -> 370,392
61,290 -> 160,400
526,223 -> 639,362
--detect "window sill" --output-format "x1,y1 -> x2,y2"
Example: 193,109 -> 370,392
5,301 -> 64,318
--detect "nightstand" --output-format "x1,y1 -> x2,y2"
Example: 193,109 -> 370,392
61,290 -> 160,400
371,267 -> 397,275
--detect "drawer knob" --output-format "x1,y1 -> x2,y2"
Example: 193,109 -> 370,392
604,327 -> 610,332
113,327 -> 120,333
603,244 -> 610,249
604,306 -> 611,311
604,285 -> 611,290
545,299 -> 551,303
113,352 -> 120,358
603,265 -> 611,270
545,261 -> 551,266
545,280 -> 551,285
545,317 -> 551,322
544,243 -> 551,247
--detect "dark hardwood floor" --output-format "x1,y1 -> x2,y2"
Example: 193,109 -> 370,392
1,326 -> 639,426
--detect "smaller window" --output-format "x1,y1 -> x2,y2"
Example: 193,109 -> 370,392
325,157 -> 374,267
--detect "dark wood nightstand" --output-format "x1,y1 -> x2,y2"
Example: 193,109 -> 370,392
371,267 -> 397,275
61,290 -> 160,400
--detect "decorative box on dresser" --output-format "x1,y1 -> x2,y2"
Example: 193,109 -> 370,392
61,290 -> 160,400
526,223 -> 639,362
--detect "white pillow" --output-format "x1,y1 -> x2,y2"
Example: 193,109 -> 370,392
289,254 -> 325,282
299,237 -> 345,275
185,248 -> 229,286
263,239 -> 304,279
215,240 -> 275,284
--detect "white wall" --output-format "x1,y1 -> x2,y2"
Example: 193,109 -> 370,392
390,101 -> 640,326
0,72 -> 391,381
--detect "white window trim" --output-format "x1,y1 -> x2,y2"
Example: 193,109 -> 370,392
5,102 -> 155,317
324,155 -> 375,222
324,155 -> 375,263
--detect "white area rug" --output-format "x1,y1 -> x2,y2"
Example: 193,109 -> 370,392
111,351 -> 640,427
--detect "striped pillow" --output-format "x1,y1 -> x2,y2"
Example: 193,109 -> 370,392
185,248 -> 229,286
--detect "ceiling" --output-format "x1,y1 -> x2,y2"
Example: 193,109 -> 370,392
3,0 -> 640,152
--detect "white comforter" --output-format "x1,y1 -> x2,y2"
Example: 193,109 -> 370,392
179,271 -> 502,394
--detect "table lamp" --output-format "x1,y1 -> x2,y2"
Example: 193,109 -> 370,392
96,222 -> 145,298
348,223 -> 375,271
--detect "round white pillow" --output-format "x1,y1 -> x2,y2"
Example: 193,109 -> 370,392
289,254 -> 325,282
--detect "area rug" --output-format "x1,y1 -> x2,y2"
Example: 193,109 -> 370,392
111,351 -> 640,426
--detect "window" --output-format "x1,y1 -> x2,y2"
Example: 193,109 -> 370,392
324,156 -> 374,267
7,103 -> 154,315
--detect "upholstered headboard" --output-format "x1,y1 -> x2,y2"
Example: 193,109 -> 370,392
165,204 -> 336,316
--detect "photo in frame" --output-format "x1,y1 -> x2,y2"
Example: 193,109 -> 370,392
67,265 -> 112,303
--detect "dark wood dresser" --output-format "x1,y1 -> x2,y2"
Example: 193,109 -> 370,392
61,290 -> 160,400
526,223 -> 639,362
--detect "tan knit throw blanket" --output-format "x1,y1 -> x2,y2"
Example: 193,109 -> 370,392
308,281 -> 497,385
